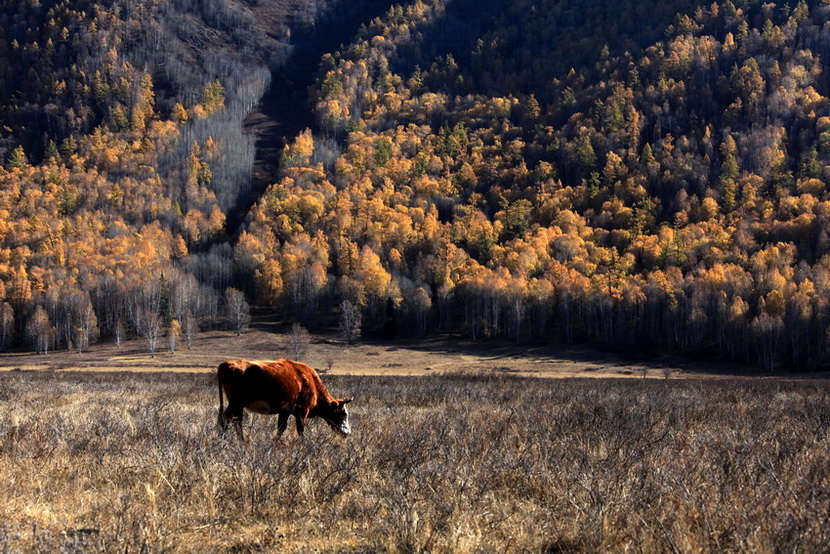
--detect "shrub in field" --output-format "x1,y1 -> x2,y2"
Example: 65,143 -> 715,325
287,323 -> 311,361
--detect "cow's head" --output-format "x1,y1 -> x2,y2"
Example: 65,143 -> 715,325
322,397 -> 353,436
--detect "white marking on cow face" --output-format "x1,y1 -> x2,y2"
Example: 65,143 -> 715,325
326,403 -> 352,436
339,406 -> 351,435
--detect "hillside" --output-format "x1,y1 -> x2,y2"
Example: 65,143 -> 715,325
0,0 -> 394,356
239,0 -> 830,371
3,0 -> 830,372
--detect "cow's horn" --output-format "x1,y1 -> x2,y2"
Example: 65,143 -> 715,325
344,396 -> 354,404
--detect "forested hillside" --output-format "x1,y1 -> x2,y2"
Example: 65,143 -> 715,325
238,0 -> 830,371
4,0 -> 830,371
0,0 -> 329,354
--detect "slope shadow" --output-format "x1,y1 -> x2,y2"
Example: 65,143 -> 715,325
228,0 -> 399,236
364,335 -> 812,378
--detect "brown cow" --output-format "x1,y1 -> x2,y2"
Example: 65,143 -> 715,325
217,359 -> 353,439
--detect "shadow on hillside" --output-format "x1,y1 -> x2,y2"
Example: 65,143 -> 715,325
353,335 -> 830,379
229,0 -> 401,236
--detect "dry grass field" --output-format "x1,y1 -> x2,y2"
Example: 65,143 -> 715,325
1,328 -> 829,551
0,367 -> 829,552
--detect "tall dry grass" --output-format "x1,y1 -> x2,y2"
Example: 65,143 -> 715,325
0,370 -> 828,552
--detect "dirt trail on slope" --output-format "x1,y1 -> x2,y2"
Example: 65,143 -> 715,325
228,0 -> 397,236
234,64 -> 311,230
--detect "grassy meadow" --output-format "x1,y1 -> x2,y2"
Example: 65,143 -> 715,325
0,370 -> 828,552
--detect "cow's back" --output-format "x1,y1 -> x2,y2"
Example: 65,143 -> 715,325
218,359 -> 314,411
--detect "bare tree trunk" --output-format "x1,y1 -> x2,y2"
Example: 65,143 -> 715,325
183,312 -> 198,349
339,300 -> 361,343
225,287 -> 251,335
144,311 -> 163,358
114,319 -> 126,348
287,322 -> 311,360
0,302 -> 14,351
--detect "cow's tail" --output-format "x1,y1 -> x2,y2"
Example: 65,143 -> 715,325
218,372 -> 224,412
217,364 -> 226,429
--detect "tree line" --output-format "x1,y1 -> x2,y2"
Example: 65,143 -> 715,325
4,0 -> 830,372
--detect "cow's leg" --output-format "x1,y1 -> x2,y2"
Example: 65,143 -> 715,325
294,408 -> 309,436
218,407 -> 236,432
277,412 -> 289,439
295,416 -> 305,436
233,415 -> 244,441
217,409 -> 229,432
222,404 -> 245,441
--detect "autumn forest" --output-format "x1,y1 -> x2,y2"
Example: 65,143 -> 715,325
2,0 -> 830,371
